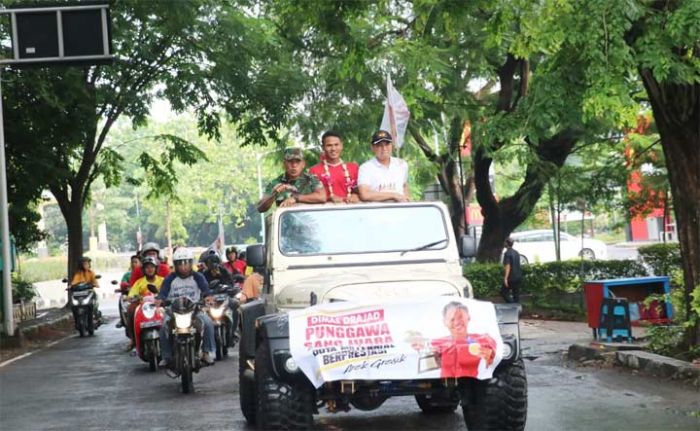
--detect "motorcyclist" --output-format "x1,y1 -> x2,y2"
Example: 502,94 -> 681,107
202,254 -> 236,288
223,246 -> 247,275
124,256 -> 164,350
69,256 -> 101,327
155,247 -> 216,367
116,254 -> 141,329
202,253 -> 243,347
127,242 -> 171,286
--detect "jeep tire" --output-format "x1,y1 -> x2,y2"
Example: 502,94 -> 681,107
239,339 -> 257,425
415,391 -> 460,414
255,342 -> 314,430
462,359 -> 527,431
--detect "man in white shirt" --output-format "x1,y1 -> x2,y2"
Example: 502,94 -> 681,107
358,130 -> 410,202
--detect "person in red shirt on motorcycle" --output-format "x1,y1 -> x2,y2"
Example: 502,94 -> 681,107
127,242 -> 170,286
223,246 -> 247,275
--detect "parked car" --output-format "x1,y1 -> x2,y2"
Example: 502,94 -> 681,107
509,230 -> 607,264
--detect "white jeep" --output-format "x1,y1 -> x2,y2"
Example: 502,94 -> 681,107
238,201 -> 526,430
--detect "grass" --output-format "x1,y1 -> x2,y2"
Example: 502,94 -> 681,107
16,252 -> 131,283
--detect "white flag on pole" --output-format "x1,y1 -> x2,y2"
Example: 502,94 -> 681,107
380,74 -> 410,149
217,214 -> 225,255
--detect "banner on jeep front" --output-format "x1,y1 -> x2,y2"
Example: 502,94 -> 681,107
288,297 -> 504,388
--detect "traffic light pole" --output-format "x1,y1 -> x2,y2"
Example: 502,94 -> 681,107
0,68 -> 15,336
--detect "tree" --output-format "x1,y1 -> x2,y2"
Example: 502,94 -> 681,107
629,1 -> 700,344
267,0 -> 626,260
2,0 -> 303,277
527,0 -> 700,344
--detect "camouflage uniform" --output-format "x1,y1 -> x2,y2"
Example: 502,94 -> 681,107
264,172 -> 322,206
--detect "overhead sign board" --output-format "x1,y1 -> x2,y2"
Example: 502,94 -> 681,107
0,3 -> 113,65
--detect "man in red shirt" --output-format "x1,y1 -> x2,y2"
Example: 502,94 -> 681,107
127,242 -> 171,286
429,302 -> 496,378
309,131 -> 359,204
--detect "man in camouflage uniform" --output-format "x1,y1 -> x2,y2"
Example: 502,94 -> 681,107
257,147 -> 326,212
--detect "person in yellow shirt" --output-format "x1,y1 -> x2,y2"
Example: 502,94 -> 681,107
70,256 -> 99,287
125,256 -> 163,350
69,257 -> 100,329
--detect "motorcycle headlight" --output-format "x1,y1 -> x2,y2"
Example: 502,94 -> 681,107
174,312 -> 193,329
209,305 -> 225,319
71,298 -> 80,306
142,304 -> 156,320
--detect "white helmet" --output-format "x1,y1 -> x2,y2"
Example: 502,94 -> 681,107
172,247 -> 194,262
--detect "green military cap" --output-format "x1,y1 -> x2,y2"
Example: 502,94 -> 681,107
284,147 -> 304,161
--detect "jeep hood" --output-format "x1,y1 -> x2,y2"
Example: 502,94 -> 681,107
275,270 -> 466,308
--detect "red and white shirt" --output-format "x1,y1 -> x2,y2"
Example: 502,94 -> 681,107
309,161 -> 359,200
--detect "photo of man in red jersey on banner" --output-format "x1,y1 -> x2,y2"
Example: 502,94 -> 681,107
409,301 -> 496,378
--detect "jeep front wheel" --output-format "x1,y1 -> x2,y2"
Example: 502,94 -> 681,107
462,359 -> 527,431
255,342 -> 314,430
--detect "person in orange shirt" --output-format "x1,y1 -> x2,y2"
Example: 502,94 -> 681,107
71,256 -> 99,287
69,256 -> 101,328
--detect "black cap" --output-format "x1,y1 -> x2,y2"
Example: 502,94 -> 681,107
371,130 -> 393,145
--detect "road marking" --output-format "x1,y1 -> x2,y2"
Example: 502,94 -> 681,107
0,334 -> 76,369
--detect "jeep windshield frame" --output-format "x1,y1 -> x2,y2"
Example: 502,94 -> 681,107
277,204 -> 449,257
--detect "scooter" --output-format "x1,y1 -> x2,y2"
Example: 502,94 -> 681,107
63,276 -> 102,337
165,296 -> 204,394
111,280 -> 130,336
133,284 -> 164,371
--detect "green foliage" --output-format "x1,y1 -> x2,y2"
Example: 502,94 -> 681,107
1,0 -> 305,261
638,243 -> 682,279
645,325 -> 689,358
11,274 -> 36,303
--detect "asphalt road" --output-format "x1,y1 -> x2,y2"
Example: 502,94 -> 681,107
1,301 -> 698,431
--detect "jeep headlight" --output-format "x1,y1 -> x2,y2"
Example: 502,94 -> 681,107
174,312 -> 193,329
502,342 -> 513,360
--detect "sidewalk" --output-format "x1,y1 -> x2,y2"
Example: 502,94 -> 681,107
551,319 -> 700,387
0,307 -> 74,363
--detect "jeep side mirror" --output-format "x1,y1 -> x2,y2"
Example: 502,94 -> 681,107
246,244 -> 266,268
460,234 -> 477,258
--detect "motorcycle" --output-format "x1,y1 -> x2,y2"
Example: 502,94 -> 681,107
165,296 -> 204,394
63,277 -> 102,337
206,282 -> 240,360
111,280 -> 130,336
133,284 -> 164,371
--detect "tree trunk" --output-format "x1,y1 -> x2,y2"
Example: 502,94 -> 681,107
640,72 -> 700,345
474,130 -> 580,262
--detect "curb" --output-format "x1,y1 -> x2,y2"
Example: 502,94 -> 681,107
20,311 -> 73,337
616,350 -> 700,387
568,343 -> 700,388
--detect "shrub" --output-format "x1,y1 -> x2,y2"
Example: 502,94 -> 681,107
464,259 -> 648,300
637,243 -> 681,278
11,275 -> 36,303
463,263 -> 502,298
